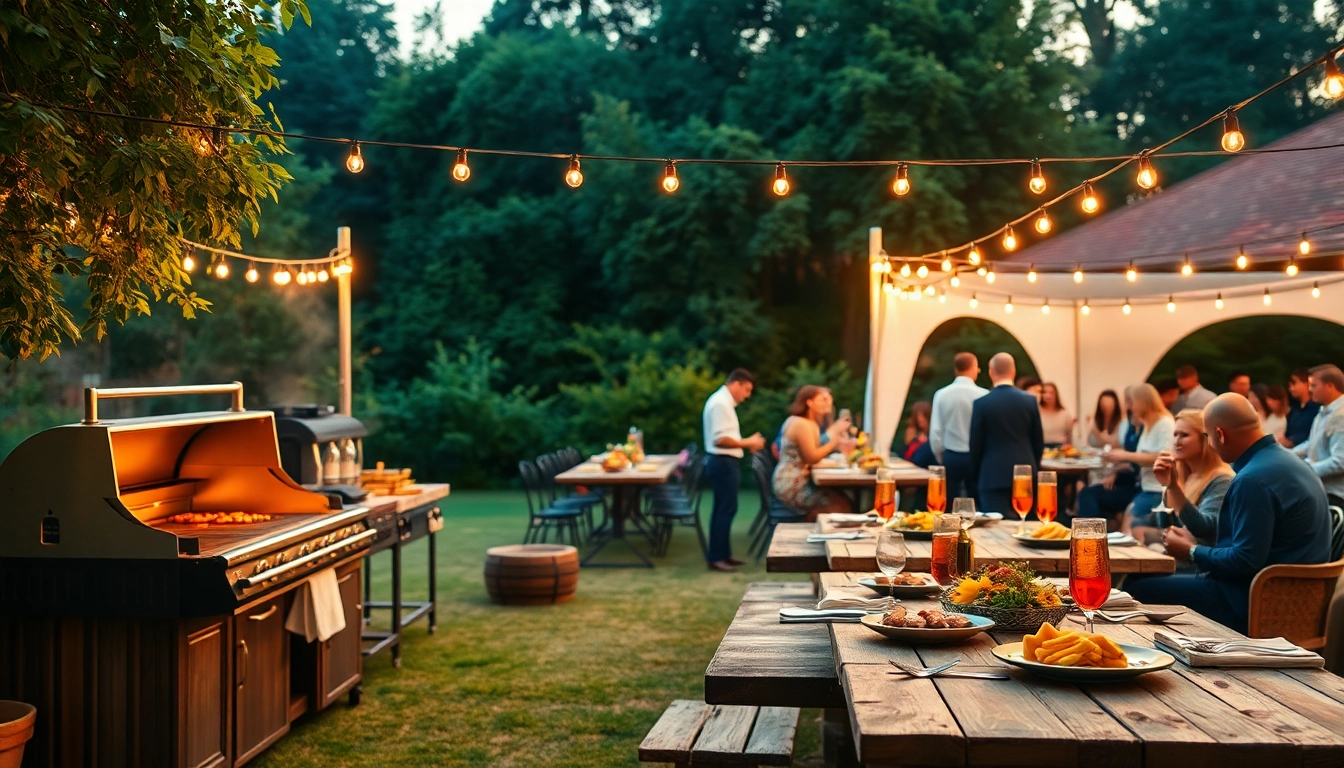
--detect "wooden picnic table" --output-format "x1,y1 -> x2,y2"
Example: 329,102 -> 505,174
555,453 -> 678,567
811,459 -> 932,488
768,515 -> 1176,575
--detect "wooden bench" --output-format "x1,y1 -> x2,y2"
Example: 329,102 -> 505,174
639,700 -> 800,766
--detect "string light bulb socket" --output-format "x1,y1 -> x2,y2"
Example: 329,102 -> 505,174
924,284 -> 936,296
899,261 -> 912,278
345,142 -> 364,173
1033,209 -> 1051,234
1236,246 -> 1249,270
772,162 -> 790,196
968,246 -> 982,266
662,161 -> 679,193
950,275 -> 961,288
1215,293 -> 1225,310
213,256 -> 229,280
1122,299 -> 1132,315
892,163 -> 911,196
1135,153 -> 1158,190
317,267 -> 330,283
182,251 -> 196,273
1041,300 -> 1050,315
986,264 -> 996,284
916,263 -> 929,279
1325,55 -> 1344,99
272,264 -> 292,286
1005,296 -> 1014,313
938,290 -> 947,304
1073,265 -> 1084,284
1286,257 -> 1299,277
296,266 -> 308,286
1081,300 -> 1091,316
1080,181 -> 1100,214
1299,232 -> 1311,255
1181,255 -> 1193,276
1221,110 -> 1245,152
1028,159 -> 1046,194
452,149 -> 471,182
941,255 -> 952,272
1126,261 -> 1137,282
245,262 -> 259,283
1312,281 -> 1321,298
969,293 -> 979,309
333,259 -> 354,277
1263,287 -> 1272,306
1167,295 -> 1176,313
1002,226 -> 1018,252
1027,264 -> 1038,283
566,155 -> 584,188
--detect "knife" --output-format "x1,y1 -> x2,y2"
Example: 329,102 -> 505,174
779,607 -> 874,622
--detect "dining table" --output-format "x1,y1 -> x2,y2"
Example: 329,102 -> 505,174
705,572 -> 1344,766
811,457 -> 931,513
554,453 -> 679,568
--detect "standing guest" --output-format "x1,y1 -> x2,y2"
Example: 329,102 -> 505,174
900,402 -> 932,462
1086,390 -> 1124,450
1262,384 -> 1290,445
1131,394 -> 1331,633
1227,371 -> 1252,398
969,353 -> 1044,514
1151,409 -> 1234,551
1246,386 -> 1267,421
929,352 -> 988,500
1039,382 -> 1074,447
773,386 -> 854,522
1286,369 -> 1321,447
1017,375 -> 1043,402
1293,364 -> 1344,508
1076,386 -> 1142,522
702,369 -> 765,573
1155,379 -> 1181,411
1106,383 -> 1175,543
1172,365 -> 1216,414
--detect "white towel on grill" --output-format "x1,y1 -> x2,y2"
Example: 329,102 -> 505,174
285,567 -> 346,642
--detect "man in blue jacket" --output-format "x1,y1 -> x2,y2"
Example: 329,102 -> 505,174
1132,393 -> 1331,633
968,353 -> 1044,515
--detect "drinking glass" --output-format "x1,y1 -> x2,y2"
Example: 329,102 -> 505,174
1069,518 -> 1111,632
952,497 -> 977,529
931,514 -> 962,585
926,465 -> 947,513
876,530 -> 907,581
1037,471 -> 1058,525
1152,488 -> 1175,529
1011,465 -> 1034,534
874,468 -> 897,521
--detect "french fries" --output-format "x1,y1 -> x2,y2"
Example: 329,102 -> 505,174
888,510 -> 937,531
1021,622 -> 1128,668
1030,521 -> 1070,540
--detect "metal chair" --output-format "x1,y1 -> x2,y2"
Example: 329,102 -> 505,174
518,460 -> 583,546
536,451 -> 602,538
748,451 -> 806,561
648,455 -> 708,557
747,451 -> 778,537
1247,556 -> 1344,651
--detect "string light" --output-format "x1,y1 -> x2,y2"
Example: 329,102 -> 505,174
296,266 -> 308,285
883,279 -> 897,295
1136,153 -> 1158,190
911,286 -> 923,301
1122,299 -> 1132,315
1126,261 -> 1137,282
1002,226 -> 1018,252
924,284 -> 936,296
1215,293 -> 1224,310
1299,233 -> 1311,255
870,259 -> 885,273
1313,282 -> 1321,298
1325,56 -> 1344,99
1081,300 -> 1091,316
950,275 -> 961,288
213,256 -> 229,280
1041,300 -> 1050,315
333,259 -> 353,276
977,266 -> 988,277
1286,257 -> 1299,277
662,161 -> 679,193
1027,264 -> 1038,283
317,266 -> 330,283
346,142 -> 364,173
452,149 -> 471,182
986,264 -> 997,284
900,261 -> 912,278
1033,209 -> 1051,234
1236,246 -> 1250,270
1005,296 -> 1014,313
968,246 -> 982,266
1080,181 -> 1100,214
182,251 -> 196,273
915,263 -> 929,279
272,264 -> 292,285
1028,160 -> 1046,194
566,155 -> 584,188
1167,295 -> 1176,313
1181,255 -> 1193,276
893,163 -> 911,196
970,293 -> 979,309
1263,287 -> 1272,306
941,255 -> 953,272
1221,110 -> 1245,152
938,290 -> 948,304
245,262 -> 259,283
1073,265 -> 1084,284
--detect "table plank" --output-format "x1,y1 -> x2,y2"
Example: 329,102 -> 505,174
765,523 -> 829,573
812,466 -> 930,488
841,664 -> 965,767
364,482 -> 451,513
638,700 -> 711,762
554,454 -> 678,485
691,705 -> 758,762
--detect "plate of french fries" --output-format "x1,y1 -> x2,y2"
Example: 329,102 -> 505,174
992,622 -> 1175,682
1012,521 -> 1071,548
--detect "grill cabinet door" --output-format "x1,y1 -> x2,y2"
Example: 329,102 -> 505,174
318,562 -> 364,709
233,596 -> 290,765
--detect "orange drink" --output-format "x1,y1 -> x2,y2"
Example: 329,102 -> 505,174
931,515 -> 962,585
1037,471 -> 1058,523
927,465 -> 946,513
1069,518 -> 1111,632
1012,465 -> 1033,535
875,468 -> 897,520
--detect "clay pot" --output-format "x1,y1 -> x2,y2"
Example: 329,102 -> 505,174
0,701 -> 36,768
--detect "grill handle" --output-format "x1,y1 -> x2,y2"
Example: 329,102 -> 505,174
83,382 -> 245,424
236,529 -> 376,589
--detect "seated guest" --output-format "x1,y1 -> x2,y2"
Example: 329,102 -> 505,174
1173,365 -> 1217,413
773,385 -> 854,521
1151,409 -> 1234,553
1105,383 -> 1174,542
1227,371 -> 1252,398
1262,384 -> 1290,445
899,401 -> 931,462
1132,394 -> 1331,633
1292,364 -> 1344,508
1246,386 -> 1267,421
1039,382 -> 1074,448
1285,369 -> 1320,447
1155,379 -> 1181,411
1076,387 -> 1141,522
1086,389 -> 1124,450
970,353 -> 1044,514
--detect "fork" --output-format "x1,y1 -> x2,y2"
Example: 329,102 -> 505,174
1188,640 -> 1306,654
888,658 -> 960,677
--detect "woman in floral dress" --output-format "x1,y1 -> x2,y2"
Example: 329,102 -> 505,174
773,385 -> 854,521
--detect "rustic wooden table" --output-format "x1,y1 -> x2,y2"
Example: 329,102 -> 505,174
555,454 -> 678,567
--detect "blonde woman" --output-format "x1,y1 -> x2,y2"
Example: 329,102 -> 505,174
1106,383 -> 1175,541
1152,409 -> 1234,554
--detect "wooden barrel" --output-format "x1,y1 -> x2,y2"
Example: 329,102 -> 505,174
484,545 -> 579,606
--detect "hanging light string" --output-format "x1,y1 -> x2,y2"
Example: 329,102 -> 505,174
178,239 -> 352,285
923,273 -> 1344,311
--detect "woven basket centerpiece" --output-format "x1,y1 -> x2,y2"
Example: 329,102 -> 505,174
939,589 -> 1070,632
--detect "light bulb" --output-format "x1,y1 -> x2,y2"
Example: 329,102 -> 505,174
938,291 -> 947,304
1081,301 -> 1091,316
213,258 -> 229,279
182,253 -> 196,272
950,275 -> 961,288
1041,302 -> 1050,315
1028,160 -> 1046,194
1005,297 -> 1014,313
566,155 -> 584,188
1081,181 -> 1100,214
892,163 -> 911,196
772,163 -> 789,196
1167,295 -> 1176,313
452,149 -> 471,182
968,246 -> 981,266
977,266 -> 987,277
883,280 -> 896,295
1126,261 -> 1137,282
346,142 -> 364,173
1286,259 -> 1299,277
924,284 -> 936,296
941,256 -> 952,272
899,261 -> 912,278
1027,265 -> 1038,283
296,268 -> 308,285
1073,266 -> 1084,284
1136,154 -> 1157,190
898,287 -> 908,300
1325,56 -> 1344,99
1221,110 -> 1244,152
911,287 -> 923,302
1002,227 -> 1018,252
1122,300 -> 1132,315
333,259 -> 354,276
1312,282 -> 1321,298
1181,257 -> 1193,276
662,161 -> 680,193
317,267 -> 330,282
245,263 -> 259,283
272,266 -> 290,285
1236,247 -> 1249,270
1263,288 -> 1272,306
916,263 -> 929,279
1033,210 -> 1051,234
1215,293 -> 1224,310
870,260 -> 885,274
986,267 -> 996,284
1299,233 -> 1311,255
969,294 -> 979,309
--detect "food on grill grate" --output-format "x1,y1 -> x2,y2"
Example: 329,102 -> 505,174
166,512 -> 273,525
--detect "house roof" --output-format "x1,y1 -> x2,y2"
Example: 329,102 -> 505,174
1005,109 -> 1344,273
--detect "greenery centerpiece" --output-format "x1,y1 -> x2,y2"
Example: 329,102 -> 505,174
941,562 -> 1067,631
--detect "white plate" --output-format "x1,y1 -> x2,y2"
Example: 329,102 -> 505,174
992,641 -> 1176,682
858,575 -> 942,598
973,512 -> 1004,526
1012,531 -> 1071,549
860,613 -> 995,644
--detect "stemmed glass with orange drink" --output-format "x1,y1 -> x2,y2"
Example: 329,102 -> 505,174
874,468 -> 898,521
1069,518 -> 1111,632
1011,465 -> 1034,534
926,465 -> 947,513
1036,471 -> 1058,526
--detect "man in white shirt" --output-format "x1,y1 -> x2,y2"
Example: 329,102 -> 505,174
703,369 -> 765,572
1173,364 -> 1216,414
929,352 -> 987,500
1293,364 -> 1344,507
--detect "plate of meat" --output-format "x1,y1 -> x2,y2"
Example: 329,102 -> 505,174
858,573 -> 942,597
860,607 -> 995,643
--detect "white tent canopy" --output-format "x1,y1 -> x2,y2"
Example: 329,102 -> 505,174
863,226 -> 1344,454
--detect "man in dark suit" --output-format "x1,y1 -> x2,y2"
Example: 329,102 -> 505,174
968,353 -> 1045,515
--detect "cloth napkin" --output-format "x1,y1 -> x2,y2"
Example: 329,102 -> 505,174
1107,532 -> 1139,546
1154,632 -> 1324,668
806,531 -> 869,542
827,513 -> 878,523
778,607 -> 870,623
816,590 -> 892,611
1102,590 -> 1139,609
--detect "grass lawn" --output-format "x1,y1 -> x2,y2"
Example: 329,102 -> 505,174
255,490 -> 826,767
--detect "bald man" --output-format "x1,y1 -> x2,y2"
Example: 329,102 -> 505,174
1129,394 -> 1331,633
968,353 -> 1044,515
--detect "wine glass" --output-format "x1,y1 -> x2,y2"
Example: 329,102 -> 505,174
1011,465 -> 1034,534
951,497 -> 977,529
874,468 -> 897,521
1069,518 -> 1111,633
1037,471 -> 1058,525
876,529 -> 907,583
926,465 -> 947,513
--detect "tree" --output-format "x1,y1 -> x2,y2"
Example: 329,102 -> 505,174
0,0 -> 308,361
